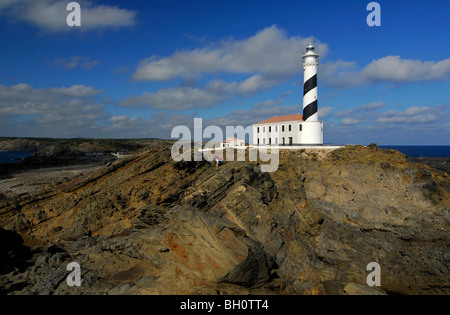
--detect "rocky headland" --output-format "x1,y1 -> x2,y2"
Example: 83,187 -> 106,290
0,138 -> 158,180
0,143 -> 449,295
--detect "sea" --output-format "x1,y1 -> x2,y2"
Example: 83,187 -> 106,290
378,146 -> 450,158
0,151 -> 35,165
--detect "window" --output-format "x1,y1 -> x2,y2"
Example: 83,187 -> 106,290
257,127 -> 260,133
282,125 -> 285,132
263,138 -> 265,144
263,127 -> 265,133
289,125 -> 292,131
299,124 -> 302,132
275,126 -> 278,132
282,137 -> 285,145
275,138 -> 278,144
269,138 -> 272,145
257,138 -> 260,145
269,126 -> 271,132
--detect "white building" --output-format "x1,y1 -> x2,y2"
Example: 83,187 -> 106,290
220,137 -> 246,149
252,43 -> 324,146
253,114 -> 305,146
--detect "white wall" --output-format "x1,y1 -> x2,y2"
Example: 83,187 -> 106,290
253,121 -> 304,145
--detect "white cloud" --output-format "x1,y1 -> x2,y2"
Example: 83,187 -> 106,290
0,0 -> 136,32
403,106 -> 430,115
361,56 -> 450,83
51,85 -> 103,97
320,60 -> 356,83
324,56 -> 450,87
133,25 -> 327,82
375,106 -> 439,124
122,26 -> 330,111
120,74 -> 288,110
342,118 -> 363,125
107,115 -> 144,131
0,83 -> 103,116
118,86 -> 231,110
336,101 -> 385,117
336,102 -> 444,127
48,56 -> 99,70
124,26 -> 331,112
0,83 -> 117,137
0,82 -> 190,138
334,103 -> 447,130
0,82 -> 302,139
237,74 -> 284,96
102,113 -> 198,139
0,83 -> 103,111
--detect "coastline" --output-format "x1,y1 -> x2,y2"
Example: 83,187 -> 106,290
0,142 -> 448,295
0,163 -> 107,198
0,154 -> 114,179
0,137 -> 153,181
1,146 -> 448,201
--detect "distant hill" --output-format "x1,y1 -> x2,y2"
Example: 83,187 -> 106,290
0,137 -> 163,153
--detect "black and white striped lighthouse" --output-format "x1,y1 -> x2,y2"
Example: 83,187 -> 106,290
301,42 -> 324,145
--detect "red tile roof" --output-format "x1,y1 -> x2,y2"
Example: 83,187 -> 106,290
222,138 -> 239,143
254,114 -> 303,125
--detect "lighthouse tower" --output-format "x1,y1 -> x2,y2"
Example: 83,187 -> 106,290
301,42 -> 323,145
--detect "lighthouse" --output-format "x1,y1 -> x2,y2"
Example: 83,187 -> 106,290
300,42 -> 323,145
252,42 -> 326,146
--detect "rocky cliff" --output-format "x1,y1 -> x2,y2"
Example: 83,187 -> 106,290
0,143 -> 449,295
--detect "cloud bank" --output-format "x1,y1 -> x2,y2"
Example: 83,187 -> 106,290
132,25 -> 327,82
322,56 -> 450,87
123,26 -> 325,110
0,0 -> 136,32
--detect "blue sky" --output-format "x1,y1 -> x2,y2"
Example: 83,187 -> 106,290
0,0 -> 449,145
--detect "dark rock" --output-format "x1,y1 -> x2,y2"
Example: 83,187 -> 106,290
138,204 -> 167,226
0,228 -> 33,275
221,245 -> 273,287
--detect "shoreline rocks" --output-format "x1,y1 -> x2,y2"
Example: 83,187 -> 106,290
0,143 -> 448,295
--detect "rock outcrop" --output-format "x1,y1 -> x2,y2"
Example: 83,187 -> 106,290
0,143 -> 449,295
0,139 -> 43,152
